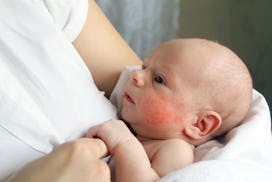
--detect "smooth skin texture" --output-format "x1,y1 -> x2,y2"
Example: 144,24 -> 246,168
87,120 -> 193,182
73,0 -> 142,97
87,38 -> 252,182
11,139 -> 110,182
122,38 -> 252,144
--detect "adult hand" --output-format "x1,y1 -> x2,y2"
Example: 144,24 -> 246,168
11,138 -> 110,182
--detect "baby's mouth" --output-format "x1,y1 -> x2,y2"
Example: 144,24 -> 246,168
124,92 -> 135,104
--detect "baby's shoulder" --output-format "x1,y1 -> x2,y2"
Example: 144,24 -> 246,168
157,139 -> 193,155
143,139 -> 194,177
143,139 -> 194,161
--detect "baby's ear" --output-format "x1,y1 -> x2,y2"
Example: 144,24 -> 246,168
184,111 -> 222,140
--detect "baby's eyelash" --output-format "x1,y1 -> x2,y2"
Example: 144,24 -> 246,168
154,75 -> 166,85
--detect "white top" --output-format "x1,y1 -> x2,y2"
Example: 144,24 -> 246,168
0,0 -> 117,180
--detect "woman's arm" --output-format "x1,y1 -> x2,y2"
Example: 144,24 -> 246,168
73,0 -> 142,97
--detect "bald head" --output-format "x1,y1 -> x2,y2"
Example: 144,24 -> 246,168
195,39 -> 252,136
160,38 -> 253,137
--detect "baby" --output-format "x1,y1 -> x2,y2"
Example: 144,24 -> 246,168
87,38 -> 253,182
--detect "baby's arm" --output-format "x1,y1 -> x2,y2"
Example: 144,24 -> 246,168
86,120 -> 159,182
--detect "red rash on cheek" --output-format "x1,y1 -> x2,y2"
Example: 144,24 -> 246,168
140,96 -> 181,125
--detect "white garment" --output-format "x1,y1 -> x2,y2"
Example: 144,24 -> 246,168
38,0 -> 89,42
0,0 -> 117,181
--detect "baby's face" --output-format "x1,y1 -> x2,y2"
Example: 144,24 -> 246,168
121,43 -> 198,139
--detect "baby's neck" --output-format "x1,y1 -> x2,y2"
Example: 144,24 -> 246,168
136,135 -> 152,142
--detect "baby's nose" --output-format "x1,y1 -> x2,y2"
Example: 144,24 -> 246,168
130,70 -> 145,87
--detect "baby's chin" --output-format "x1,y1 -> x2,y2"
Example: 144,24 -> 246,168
119,112 -> 134,133
123,120 -> 137,136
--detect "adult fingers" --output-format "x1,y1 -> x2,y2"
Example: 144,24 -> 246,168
72,138 -> 109,158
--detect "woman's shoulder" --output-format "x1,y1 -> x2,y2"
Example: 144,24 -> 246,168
36,0 -> 89,42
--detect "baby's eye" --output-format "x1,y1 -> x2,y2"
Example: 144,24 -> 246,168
141,65 -> 146,70
154,76 -> 166,85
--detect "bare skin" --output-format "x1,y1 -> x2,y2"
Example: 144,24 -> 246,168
87,120 -> 194,182
11,139 -> 110,182
73,0 -> 142,97
87,38 -> 252,182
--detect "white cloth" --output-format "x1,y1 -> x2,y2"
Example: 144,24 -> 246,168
111,66 -> 272,182
0,0 -> 117,181
110,65 -> 142,117
38,0 -> 88,42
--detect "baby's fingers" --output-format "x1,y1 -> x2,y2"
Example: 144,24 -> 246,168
86,120 -> 135,153
86,124 -> 101,138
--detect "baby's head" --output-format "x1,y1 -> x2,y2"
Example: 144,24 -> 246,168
121,38 -> 252,145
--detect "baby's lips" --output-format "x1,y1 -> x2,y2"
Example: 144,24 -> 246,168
123,91 -> 135,104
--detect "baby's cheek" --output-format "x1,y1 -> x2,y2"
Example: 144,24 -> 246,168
140,97 -> 181,125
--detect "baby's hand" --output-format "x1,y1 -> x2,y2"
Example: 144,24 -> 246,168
86,120 -> 138,154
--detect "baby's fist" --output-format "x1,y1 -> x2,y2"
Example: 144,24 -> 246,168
86,120 -> 137,154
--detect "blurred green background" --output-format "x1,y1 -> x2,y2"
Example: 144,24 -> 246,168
179,0 -> 272,110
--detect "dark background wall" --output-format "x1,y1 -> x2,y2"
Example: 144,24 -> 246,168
179,0 -> 272,110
